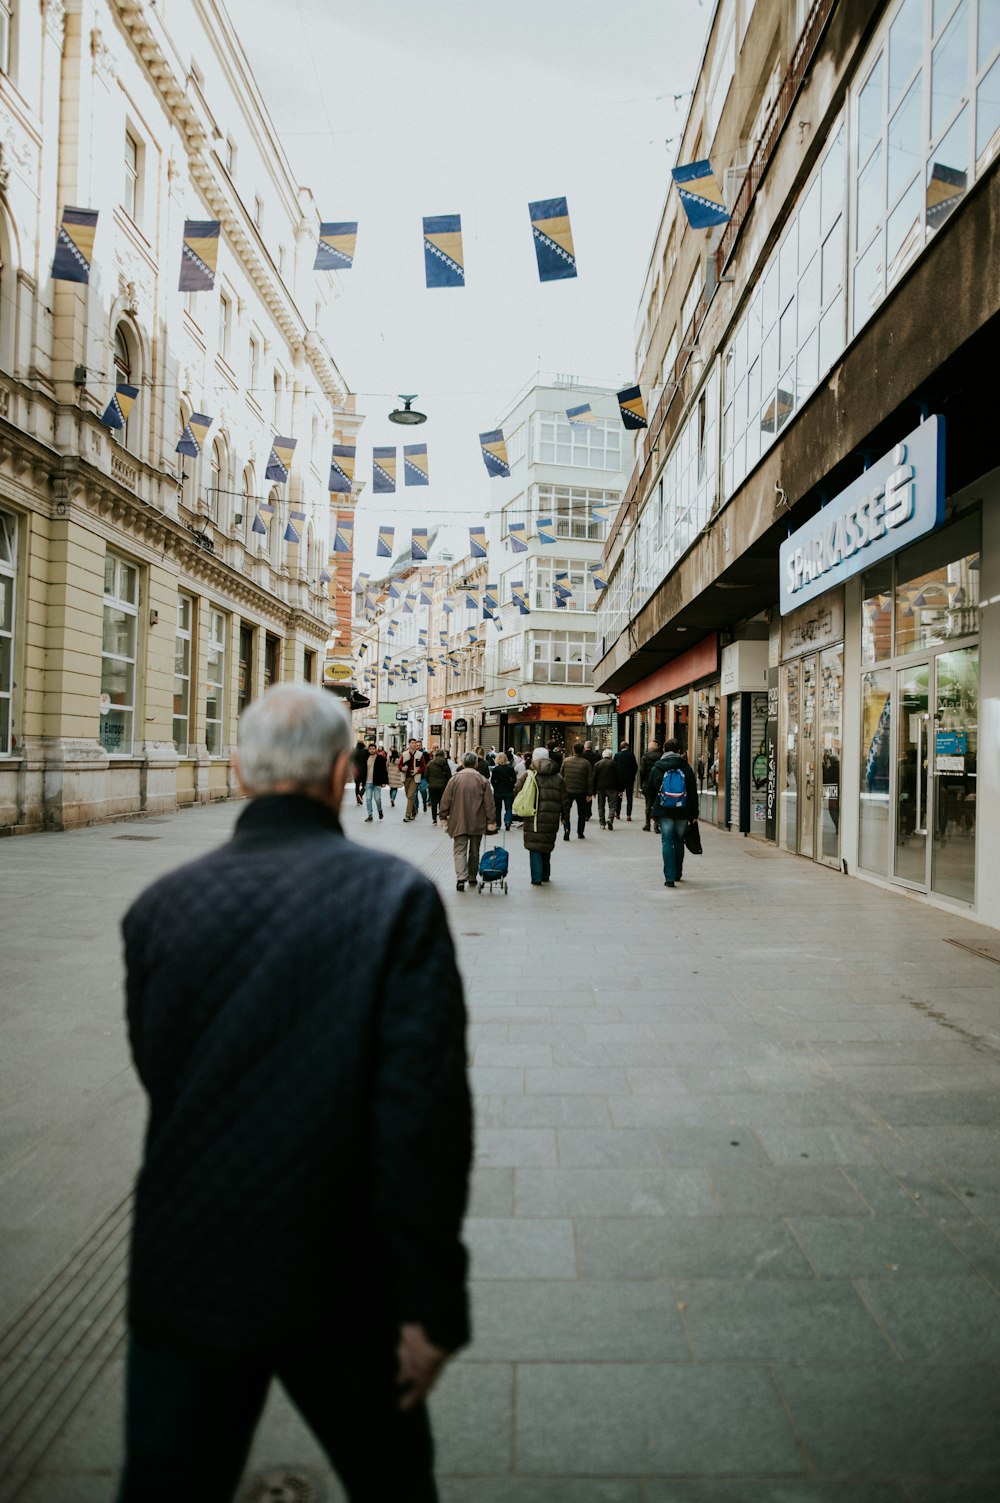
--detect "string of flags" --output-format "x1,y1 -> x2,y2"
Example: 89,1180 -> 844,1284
670,159 -> 730,229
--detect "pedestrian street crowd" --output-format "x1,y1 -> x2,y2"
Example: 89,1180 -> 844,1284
349,730 -> 700,890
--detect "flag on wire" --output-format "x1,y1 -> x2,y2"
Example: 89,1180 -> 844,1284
252,500 -> 275,536
423,213 -> 465,288
592,502 -> 613,523
464,585 -> 479,609
99,384 -> 138,431
671,159 -> 730,229
319,567 -> 332,584
354,572 -> 370,592
387,581 -> 401,599
566,401 -> 596,427
403,598 -> 413,614
179,220 -> 220,291
528,196 -> 577,281
411,528 -> 429,561
484,584 -> 498,609
589,562 -> 608,590
479,429 -> 510,478
617,385 -> 647,430
373,447 -> 396,493
469,525 -> 487,557
314,222 -> 357,270
536,516 -> 557,545
419,587 -> 433,605
333,514 -> 354,552
52,207 -> 98,284
284,509 -> 306,544
507,520 -> 528,553
404,444 -> 429,486
266,436 -> 297,482
329,443 -> 356,493
176,413 -> 213,457
442,599 -> 454,614
376,525 -> 395,557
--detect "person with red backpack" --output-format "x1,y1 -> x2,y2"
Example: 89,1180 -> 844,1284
647,738 -> 699,887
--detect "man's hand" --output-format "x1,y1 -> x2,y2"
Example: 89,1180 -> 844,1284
397,1322 -> 450,1411
487,824 -> 497,834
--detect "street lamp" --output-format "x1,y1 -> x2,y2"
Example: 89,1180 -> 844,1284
388,394 -> 427,426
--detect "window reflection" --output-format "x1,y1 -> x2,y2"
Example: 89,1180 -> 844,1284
931,0 -> 970,139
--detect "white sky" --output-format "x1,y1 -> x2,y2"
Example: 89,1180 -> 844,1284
237,0 -> 709,571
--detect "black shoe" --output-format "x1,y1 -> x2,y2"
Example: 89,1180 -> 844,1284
665,880 -> 675,888
578,833 -> 585,839
456,880 -> 465,892
563,830 -> 570,841
364,816 -> 373,823
531,881 -> 542,886
643,823 -> 650,831
378,809 -> 383,820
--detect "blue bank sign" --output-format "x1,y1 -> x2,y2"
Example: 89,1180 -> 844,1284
779,416 -> 945,615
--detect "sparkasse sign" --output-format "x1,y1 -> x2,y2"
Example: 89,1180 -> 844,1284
778,417 -> 945,614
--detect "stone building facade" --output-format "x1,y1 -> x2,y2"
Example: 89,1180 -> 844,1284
0,0 -> 358,831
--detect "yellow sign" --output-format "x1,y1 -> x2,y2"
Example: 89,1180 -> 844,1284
324,661 -> 353,683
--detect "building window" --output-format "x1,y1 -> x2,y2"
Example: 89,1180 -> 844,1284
278,244 -> 287,275
113,326 -> 134,449
123,129 -> 140,221
255,195 -> 264,227
303,647 -> 316,683
205,609 -> 227,755
535,483 -> 617,541
0,0 -> 12,76
208,438 -> 223,522
224,135 -> 237,174
521,556 -> 591,611
535,414 -> 622,472
0,507 -> 16,754
239,465 -> 253,537
173,594 -> 193,754
248,334 -> 260,399
218,291 -> 231,359
526,629 -> 593,685
101,554 -> 139,755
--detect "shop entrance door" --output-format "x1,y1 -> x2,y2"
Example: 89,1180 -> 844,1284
893,662 -> 930,889
780,648 -> 843,867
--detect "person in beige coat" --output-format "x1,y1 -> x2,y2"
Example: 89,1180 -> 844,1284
439,752 -> 497,891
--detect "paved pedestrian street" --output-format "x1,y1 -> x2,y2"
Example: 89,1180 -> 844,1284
2,796 -> 1000,1501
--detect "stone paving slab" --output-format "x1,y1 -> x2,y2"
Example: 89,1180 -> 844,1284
2,795 -> 1000,1498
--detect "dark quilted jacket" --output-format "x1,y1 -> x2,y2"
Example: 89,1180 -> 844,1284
123,795 -> 472,1358
513,760 -> 568,852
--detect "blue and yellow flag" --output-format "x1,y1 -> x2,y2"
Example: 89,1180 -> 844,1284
592,502 -> 613,523
671,159 -> 730,229
176,412 -> 213,457
402,597 -> 414,614
52,207 -> 98,284
442,599 -> 454,614
319,566 -> 332,584
423,213 -> 465,288
179,219 -> 220,291
589,562 -> 608,590
354,572 -> 370,592
329,443 -> 356,493
419,586 -> 433,605
464,584 -> 480,609
252,511 -> 268,536
554,571 -> 572,599
507,521 -> 528,553
926,162 -> 966,228
537,516 -> 557,545
284,510 -> 306,544
469,526 -> 487,558
373,447 -> 396,493
480,429 -> 510,478
99,384 -> 139,431
252,500 -> 274,536
467,628 -> 478,644
411,528 -> 429,560
528,196 -> 577,281
376,525 -> 395,557
266,436 -> 297,482
510,581 -> 530,614
566,402 -> 596,427
484,584 -> 498,610
617,386 -> 647,430
404,444 -> 429,486
387,581 -> 402,599
315,221 -> 358,271
333,514 -> 354,553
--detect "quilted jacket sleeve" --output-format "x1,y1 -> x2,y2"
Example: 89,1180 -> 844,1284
371,877 -> 472,1352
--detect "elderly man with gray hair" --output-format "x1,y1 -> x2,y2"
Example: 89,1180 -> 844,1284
118,684 -> 472,1503
438,750 -> 496,892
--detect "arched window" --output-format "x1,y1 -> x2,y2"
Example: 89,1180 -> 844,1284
209,438 -> 223,522
177,405 -> 195,511
268,485 -> 281,565
240,465 -> 254,541
113,326 -> 133,449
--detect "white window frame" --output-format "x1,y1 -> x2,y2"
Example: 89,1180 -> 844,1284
218,290 -> 232,360
173,594 -> 193,755
0,507 -> 16,754
124,128 -> 140,222
0,0 -> 12,77
526,629 -> 593,686
205,608 -> 227,756
101,553 -> 139,757
535,414 -> 623,472
533,483 -> 617,541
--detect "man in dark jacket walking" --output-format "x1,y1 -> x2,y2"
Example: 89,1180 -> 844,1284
424,748 -> 453,824
647,736 -> 699,886
560,742 -> 595,839
118,685 -> 471,1503
594,748 -> 620,829
613,741 -> 639,821
638,740 -> 662,831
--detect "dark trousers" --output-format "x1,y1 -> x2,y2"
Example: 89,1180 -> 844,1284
494,790 -> 514,828
529,849 -> 551,884
429,787 -> 444,822
118,1332 -> 438,1503
616,785 -> 634,817
564,792 -> 589,836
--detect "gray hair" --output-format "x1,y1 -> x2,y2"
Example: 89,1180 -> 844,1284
237,685 -> 351,794
602,747 -> 613,758
462,751 -> 478,768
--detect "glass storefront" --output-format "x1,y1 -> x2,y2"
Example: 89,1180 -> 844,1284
694,684 -> 720,823
780,643 -> 844,867
858,510 -> 979,903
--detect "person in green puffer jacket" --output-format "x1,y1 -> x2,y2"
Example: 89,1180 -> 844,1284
513,747 -> 569,887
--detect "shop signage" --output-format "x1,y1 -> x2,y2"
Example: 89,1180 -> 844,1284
721,639 -> 769,694
442,708 -> 453,720
585,706 -> 595,725
482,710 -> 501,726
429,723 -> 443,736
323,661 -> 353,683
779,416 -> 945,614
454,718 -> 468,733
396,710 -> 410,723
590,709 -> 613,726
765,669 -> 779,843
781,591 -> 845,659
935,730 -> 966,755
377,702 -> 398,726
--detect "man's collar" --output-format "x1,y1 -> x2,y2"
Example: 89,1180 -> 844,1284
233,793 -> 343,841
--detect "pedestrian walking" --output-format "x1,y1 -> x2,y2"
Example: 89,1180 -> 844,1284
425,748 -> 453,824
513,746 -> 568,886
546,740 -> 564,769
473,745 -> 490,779
118,685 -> 471,1503
363,741 -> 388,822
490,752 -> 517,830
418,746 -> 432,812
613,741 -> 639,821
560,741 -> 595,840
638,740 -> 662,831
386,753 -> 404,808
351,738 -> 368,806
594,748 -> 620,829
508,747 -> 526,776
647,736 -> 700,887
439,752 -> 496,892
582,739 -> 601,766
399,739 -> 427,822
